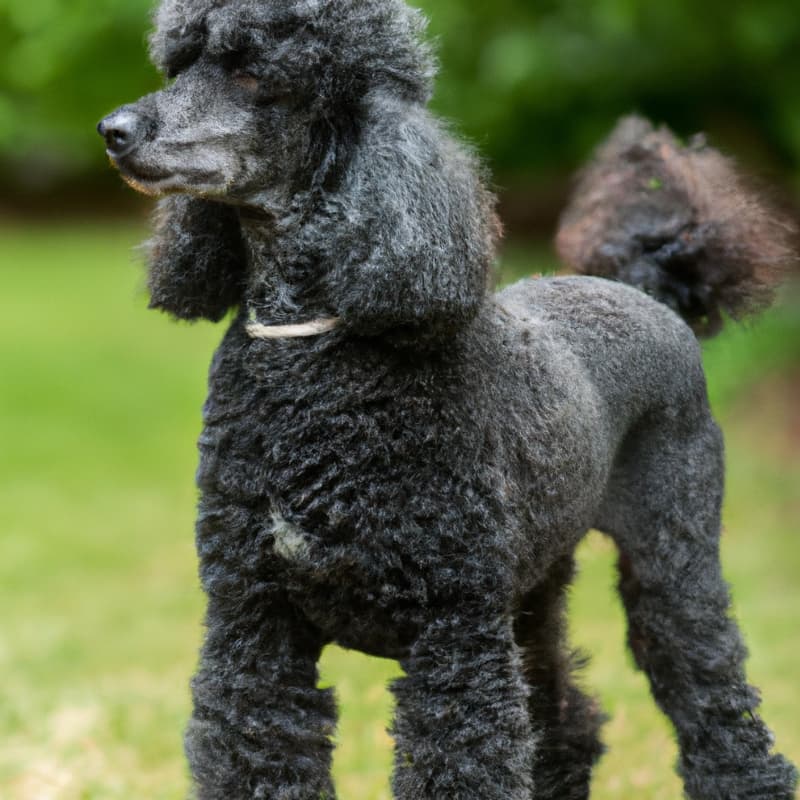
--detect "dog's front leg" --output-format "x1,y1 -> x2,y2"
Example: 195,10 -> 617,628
185,587 -> 337,800
390,611 -> 536,800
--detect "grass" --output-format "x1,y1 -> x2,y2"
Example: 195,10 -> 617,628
1,222 -> 798,799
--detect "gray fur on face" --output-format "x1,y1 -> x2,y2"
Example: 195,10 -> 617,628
100,0 -> 798,797
116,0 -> 437,200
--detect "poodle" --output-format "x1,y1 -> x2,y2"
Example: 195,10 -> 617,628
97,1 -> 798,797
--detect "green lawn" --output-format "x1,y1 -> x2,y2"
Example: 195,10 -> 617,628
1,223 -> 798,799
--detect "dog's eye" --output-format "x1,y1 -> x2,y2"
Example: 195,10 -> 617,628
233,70 -> 260,93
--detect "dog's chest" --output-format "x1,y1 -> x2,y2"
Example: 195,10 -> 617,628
195,319 -> 613,642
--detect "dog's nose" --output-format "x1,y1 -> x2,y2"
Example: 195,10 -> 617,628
97,110 -> 141,158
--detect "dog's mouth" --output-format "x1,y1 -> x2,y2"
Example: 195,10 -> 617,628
116,159 -> 171,183
111,154 -> 224,197
109,153 -> 175,196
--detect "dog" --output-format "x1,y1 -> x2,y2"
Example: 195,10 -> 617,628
98,1 -> 798,797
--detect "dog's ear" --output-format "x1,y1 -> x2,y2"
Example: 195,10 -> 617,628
144,196 -> 247,322
322,98 -> 500,339
306,105 -> 361,194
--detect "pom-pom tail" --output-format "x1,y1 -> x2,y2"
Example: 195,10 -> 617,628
557,116 -> 798,337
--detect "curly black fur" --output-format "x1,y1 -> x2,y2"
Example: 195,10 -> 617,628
98,1 -> 798,798
145,196 -> 247,321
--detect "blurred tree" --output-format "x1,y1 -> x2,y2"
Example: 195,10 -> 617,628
425,0 -> 800,180
1,0 -> 798,192
0,0 -> 160,186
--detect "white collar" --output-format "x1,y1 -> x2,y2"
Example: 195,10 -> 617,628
245,315 -> 341,340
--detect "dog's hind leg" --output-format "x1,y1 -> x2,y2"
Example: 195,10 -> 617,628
514,555 -> 606,800
600,413 -> 798,800
390,609 -> 536,800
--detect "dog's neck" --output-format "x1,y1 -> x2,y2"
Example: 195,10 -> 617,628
237,198 -> 332,326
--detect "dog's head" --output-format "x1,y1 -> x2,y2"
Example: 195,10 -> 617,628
99,0 -> 435,202
99,0 -> 498,336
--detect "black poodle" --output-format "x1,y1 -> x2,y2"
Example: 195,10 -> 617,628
98,1 -> 798,797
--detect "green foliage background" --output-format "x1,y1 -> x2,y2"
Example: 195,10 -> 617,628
1,0 -> 800,187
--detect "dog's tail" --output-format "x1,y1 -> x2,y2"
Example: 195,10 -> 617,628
556,116 -> 797,337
